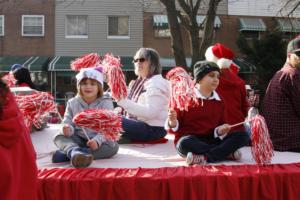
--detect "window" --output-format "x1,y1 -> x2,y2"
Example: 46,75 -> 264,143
241,31 -> 260,39
154,28 -> 171,37
22,15 -> 44,36
66,15 -> 88,38
0,15 -> 4,36
108,16 -> 129,39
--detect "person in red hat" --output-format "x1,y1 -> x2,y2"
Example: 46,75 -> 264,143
0,79 -> 38,200
205,43 -> 249,135
262,36 -> 300,152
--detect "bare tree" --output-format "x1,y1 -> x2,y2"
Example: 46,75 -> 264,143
160,0 -> 222,68
160,0 -> 187,67
278,0 -> 300,17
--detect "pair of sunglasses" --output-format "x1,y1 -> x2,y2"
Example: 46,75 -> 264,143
132,58 -> 146,63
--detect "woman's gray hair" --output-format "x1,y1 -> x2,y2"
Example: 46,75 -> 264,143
135,47 -> 162,76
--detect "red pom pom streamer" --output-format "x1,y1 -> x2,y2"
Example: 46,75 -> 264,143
166,67 -> 198,111
102,53 -> 127,101
251,114 -> 274,165
70,53 -> 101,71
14,92 -> 57,130
2,73 -> 16,87
73,109 -> 122,141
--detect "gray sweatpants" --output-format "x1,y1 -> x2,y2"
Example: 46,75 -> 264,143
54,134 -> 119,160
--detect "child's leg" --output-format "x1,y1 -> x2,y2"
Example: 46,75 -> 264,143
53,134 -> 85,154
53,134 -> 93,167
206,131 -> 250,162
176,135 -> 217,157
121,117 -> 166,141
91,141 -> 119,160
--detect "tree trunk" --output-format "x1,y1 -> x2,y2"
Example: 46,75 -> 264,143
199,0 -> 220,60
160,0 -> 187,67
189,20 -> 201,67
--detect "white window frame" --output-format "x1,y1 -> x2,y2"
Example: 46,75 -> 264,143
154,28 -> 171,38
240,30 -> 261,40
22,15 -> 44,36
107,16 -> 130,39
65,15 -> 88,39
0,15 -> 4,36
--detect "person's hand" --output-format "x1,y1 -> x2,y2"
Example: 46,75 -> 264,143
87,139 -> 99,150
248,93 -> 260,107
168,110 -> 177,128
62,124 -> 72,137
217,124 -> 231,135
113,106 -> 124,115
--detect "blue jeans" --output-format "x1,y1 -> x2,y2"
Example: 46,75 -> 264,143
176,131 -> 249,162
54,134 -> 119,160
121,117 -> 167,141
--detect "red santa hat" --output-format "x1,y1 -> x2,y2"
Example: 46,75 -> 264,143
205,43 -> 239,72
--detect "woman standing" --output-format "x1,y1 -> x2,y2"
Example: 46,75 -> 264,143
12,65 -> 36,89
0,79 -> 38,200
117,48 -> 170,142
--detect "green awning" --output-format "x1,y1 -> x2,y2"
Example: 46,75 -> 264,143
27,56 -> 50,72
48,56 -> 133,72
153,15 -> 169,28
233,58 -> 256,74
0,56 -> 32,72
0,56 -> 49,72
277,18 -> 300,32
120,57 -> 134,71
48,56 -> 186,73
160,57 -> 192,70
48,56 -> 77,71
153,15 -> 221,28
239,18 -> 266,32
196,16 -> 221,28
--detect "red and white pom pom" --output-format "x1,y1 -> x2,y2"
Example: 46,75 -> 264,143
15,92 -> 56,130
166,67 -> 198,111
70,53 -> 101,71
102,53 -> 127,101
73,109 -> 122,141
251,114 -> 274,165
2,73 -> 16,87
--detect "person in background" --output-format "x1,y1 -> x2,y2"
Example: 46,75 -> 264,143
166,61 -> 249,165
116,47 -> 170,143
262,36 -> 300,152
205,43 -> 249,135
11,64 -> 36,89
0,79 -> 38,200
52,67 -> 119,168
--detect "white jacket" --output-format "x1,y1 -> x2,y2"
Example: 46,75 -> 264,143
117,74 -> 170,127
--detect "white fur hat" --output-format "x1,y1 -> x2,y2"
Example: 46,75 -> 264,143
76,68 -> 104,87
205,43 -> 235,69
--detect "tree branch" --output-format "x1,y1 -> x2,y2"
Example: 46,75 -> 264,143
278,0 -> 300,17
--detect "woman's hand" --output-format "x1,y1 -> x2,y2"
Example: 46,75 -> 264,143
168,110 -> 177,128
62,124 -> 72,137
87,139 -> 99,150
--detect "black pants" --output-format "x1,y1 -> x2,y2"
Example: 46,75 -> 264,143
176,131 -> 250,162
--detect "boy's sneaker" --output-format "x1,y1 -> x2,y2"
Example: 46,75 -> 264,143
52,150 -> 70,163
227,149 -> 242,161
186,152 -> 207,165
69,147 -> 93,168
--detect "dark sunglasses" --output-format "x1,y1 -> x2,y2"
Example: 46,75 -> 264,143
132,58 -> 146,63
